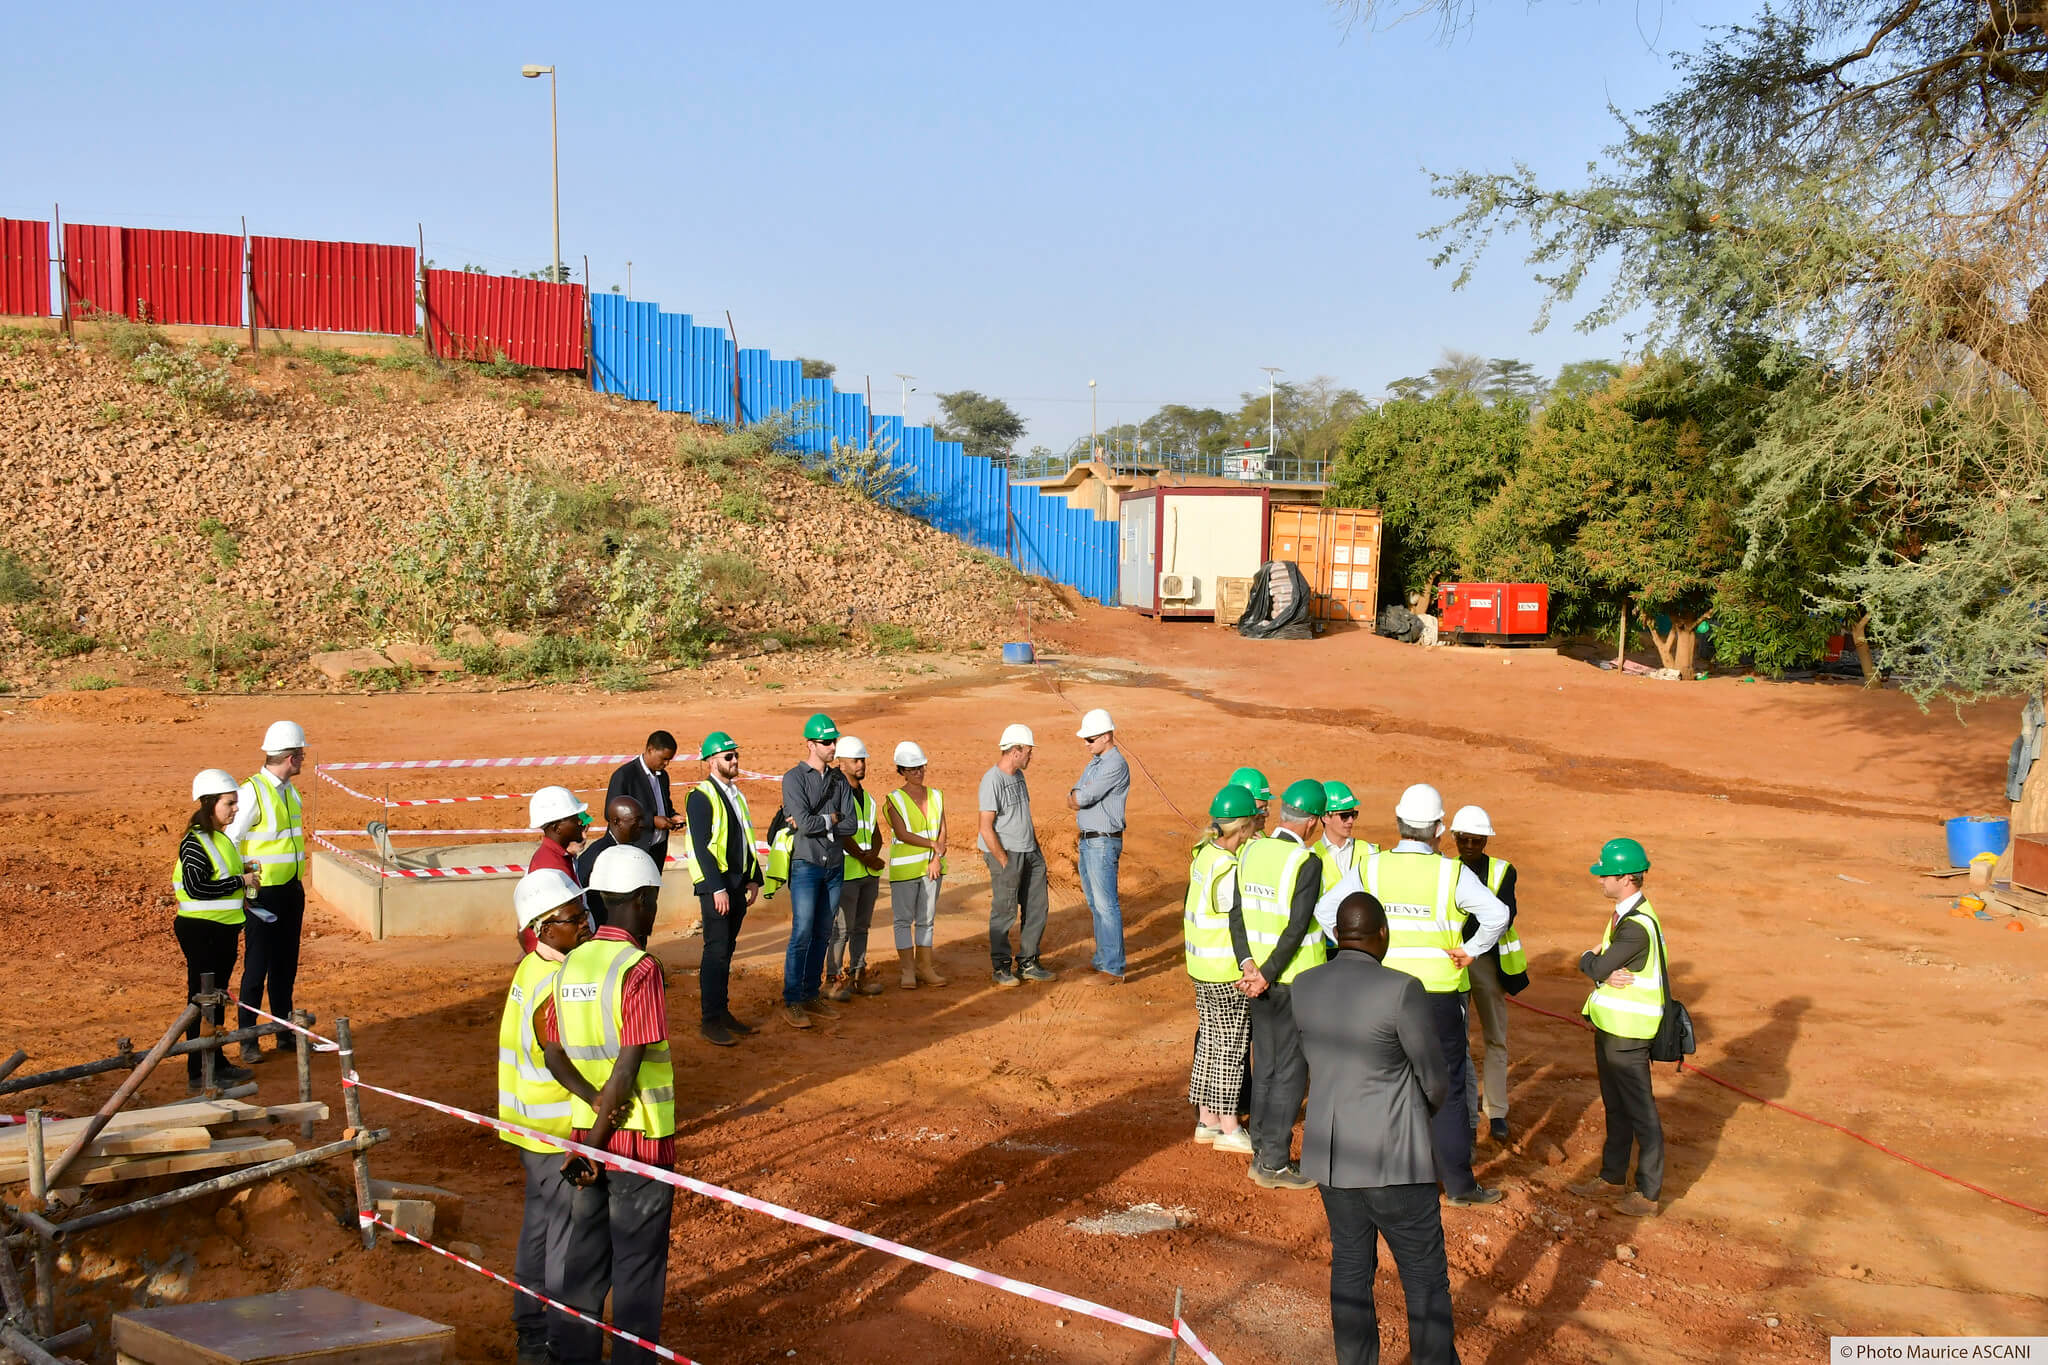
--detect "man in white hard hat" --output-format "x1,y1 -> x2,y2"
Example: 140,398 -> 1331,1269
981,724 -> 1054,987
884,740 -> 948,989
226,720 -> 309,1066
500,868 -> 589,1365
1068,708 -> 1130,982
1343,783 -> 1512,1206
826,736 -> 889,1002
1449,805 -> 1529,1146
527,786 -> 592,885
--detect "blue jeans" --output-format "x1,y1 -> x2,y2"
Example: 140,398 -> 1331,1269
1078,834 -> 1125,975
783,860 -> 843,1005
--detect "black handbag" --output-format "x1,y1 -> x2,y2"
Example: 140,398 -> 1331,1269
1633,907 -> 1696,1065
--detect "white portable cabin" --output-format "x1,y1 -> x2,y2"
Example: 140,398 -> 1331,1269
1117,488 -> 1272,618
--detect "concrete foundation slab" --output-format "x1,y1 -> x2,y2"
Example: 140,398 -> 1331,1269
311,841 -> 697,941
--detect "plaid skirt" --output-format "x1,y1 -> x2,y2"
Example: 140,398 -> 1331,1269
1188,980 -> 1251,1111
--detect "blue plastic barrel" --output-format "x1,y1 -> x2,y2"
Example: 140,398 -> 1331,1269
1001,642 -> 1036,665
1945,816 -> 2010,867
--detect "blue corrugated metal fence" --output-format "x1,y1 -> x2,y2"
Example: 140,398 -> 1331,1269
588,292 -> 1117,604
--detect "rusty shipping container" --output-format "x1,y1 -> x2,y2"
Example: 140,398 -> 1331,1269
62,224 -> 242,326
424,269 -> 585,371
0,218 -> 50,317
250,236 -> 416,336
1269,505 -> 1383,622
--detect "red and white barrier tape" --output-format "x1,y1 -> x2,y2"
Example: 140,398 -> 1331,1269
360,1211 -> 703,1364
339,1073 -> 1221,1354
238,1002 -> 342,1052
315,827 -> 539,837
310,833 -> 771,880
323,754 -> 640,772
317,763 -> 778,808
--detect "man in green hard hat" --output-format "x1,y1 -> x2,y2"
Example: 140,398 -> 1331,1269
687,731 -> 763,1047
1568,838 -> 1667,1217
1228,777 -> 1329,1191
778,714 -> 856,1030
1228,767 -> 1273,832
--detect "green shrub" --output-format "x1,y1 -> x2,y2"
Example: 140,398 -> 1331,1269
362,459 -> 565,639
18,609 -> 95,657
94,312 -> 167,363
0,549 -> 40,605
67,674 -> 117,691
864,622 -> 922,653
765,621 -> 842,650
717,483 -> 772,525
296,346 -> 365,375
591,542 -> 709,661
197,517 -> 240,567
472,351 -> 535,380
821,433 -> 929,512
95,402 -> 126,426
701,550 -> 770,603
131,342 -> 245,417
595,664 -> 651,693
354,664 -> 419,692
376,345 -> 455,379
145,600 -> 275,686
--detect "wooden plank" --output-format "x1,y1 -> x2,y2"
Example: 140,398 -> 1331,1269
0,1102 -> 249,1157
0,1137 -> 296,1189
90,1127 -> 214,1157
113,1287 -> 453,1364
209,1104 -> 329,1140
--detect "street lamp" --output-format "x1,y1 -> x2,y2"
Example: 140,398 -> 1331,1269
521,65 -> 561,284
1089,379 -> 1098,461
1259,367 -> 1283,464
894,373 -> 917,419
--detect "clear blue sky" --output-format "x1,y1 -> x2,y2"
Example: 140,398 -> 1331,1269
2,0 -> 1743,453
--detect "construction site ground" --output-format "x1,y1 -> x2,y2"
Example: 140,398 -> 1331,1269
1,610 -> 2041,1364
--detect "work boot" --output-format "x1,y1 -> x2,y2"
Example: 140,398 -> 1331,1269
898,948 -> 920,990
1443,1186 -> 1505,1207
515,1329 -> 550,1365
782,1004 -> 813,1030
992,959 -> 1021,988
699,1018 -> 736,1048
1567,1177 -> 1627,1201
914,945 -> 948,986
1247,1162 -> 1317,1191
237,1043 -> 265,1066
855,966 -> 885,996
721,1011 -> 756,1036
1616,1192 -> 1661,1217
826,973 -> 854,1004
1017,957 -> 1057,983
802,996 -> 841,1020
1490,1117 -> 1510,1144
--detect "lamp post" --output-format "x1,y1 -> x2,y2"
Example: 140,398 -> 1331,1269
521,65 -> 561,283
1089,379 -> 1098,460
1259,366 -> 1283,467
895,373 -> 916,419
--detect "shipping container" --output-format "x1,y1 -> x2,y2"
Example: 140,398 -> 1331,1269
1436,582 -> 1550,639
1268,506 -> 1383,622
1119,488 -> 1270,617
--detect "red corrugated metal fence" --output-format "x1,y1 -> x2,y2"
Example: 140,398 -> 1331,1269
0,219 -> 50,317
250,236 -> 416,336
424,269 -> 584,370
63,224 -> 242,326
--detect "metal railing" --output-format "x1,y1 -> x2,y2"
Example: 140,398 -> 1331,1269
1004,450 -> 1329,485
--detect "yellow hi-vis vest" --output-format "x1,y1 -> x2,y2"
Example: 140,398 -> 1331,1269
498,953 -> 573,1153
1237,834 -> 1327,985
555,938 -> 675,1138
1487,857 -> 1529,975
1583,898 -> 1666,1040
689,779 -> 753,884
886,787 -> 947,881
173,830 -> 246,925
1183,841 -> 1241,982
1368,849 -> 1468,993
1314,837 -> 1379,895
241,773 -> 305,887
762,827 -> 794,899
844,787 -> 880,881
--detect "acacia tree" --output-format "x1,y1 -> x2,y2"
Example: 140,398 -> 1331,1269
935,390 -> 1028,464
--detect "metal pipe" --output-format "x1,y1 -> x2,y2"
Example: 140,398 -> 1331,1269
0,1322 -> 74,1365
293,1010 -> 315,1142
0,1234 -> 26,1317
334,1019 -> 375,1249
8,1208 -> 61,1241
42,1003 -> 200,1192
0,1023 -> 297,1096
24,1111 -> 50,1334
198,972 -> 217,1097
0,1050 -> 27,1084
48,1130 -> 388,1239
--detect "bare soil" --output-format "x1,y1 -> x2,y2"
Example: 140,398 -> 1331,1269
0,611 -> 2041,1363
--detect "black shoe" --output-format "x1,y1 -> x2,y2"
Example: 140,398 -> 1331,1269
720,1011 -> 756,1036
1490,1117 -> 1509,1143
992,963 -> 1022,988
1444,1186 -> 1505,1207
699,1019 -> 736,1048
514,1330 -> 551,1365
1247,1162 -> 1317,1191
1017,958 -> 1057,983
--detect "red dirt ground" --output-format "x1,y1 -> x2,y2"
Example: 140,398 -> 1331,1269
2,609 -> 2043,1363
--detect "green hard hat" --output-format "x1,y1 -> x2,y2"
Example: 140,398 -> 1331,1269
1281,779 -> 1329,816
1589,837 -> 1650,877
1209,784 -> 1258,819
700,730 -> 738,759
1228,766 -> 1273,801
1322,780 -> 1360,813
802,713 -> 840,742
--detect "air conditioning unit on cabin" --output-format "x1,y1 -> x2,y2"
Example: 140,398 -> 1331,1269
1160,574 -> 1198,601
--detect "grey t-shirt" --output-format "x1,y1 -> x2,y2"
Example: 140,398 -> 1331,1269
977,765 -> 1036,854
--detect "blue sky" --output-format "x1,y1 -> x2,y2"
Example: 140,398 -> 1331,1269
2,0 -> 1744,452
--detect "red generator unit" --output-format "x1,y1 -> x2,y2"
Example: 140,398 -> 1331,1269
1435,582 -> 1550,642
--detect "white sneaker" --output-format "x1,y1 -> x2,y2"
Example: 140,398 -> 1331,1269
1193,1123 -> 1222,1145
1212,1128 -> 1254,1155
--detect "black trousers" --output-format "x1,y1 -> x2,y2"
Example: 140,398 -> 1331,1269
1319,1182 -> 1461,1365
238,878 -> 305,1037
173,916 -> 240,1082
1594,1029 -> 1664,1198
549,1166 -> 674,1365
698,891 -> 747,1023
1423,990 -> 1478,1196
1248,983 -> 1308,1172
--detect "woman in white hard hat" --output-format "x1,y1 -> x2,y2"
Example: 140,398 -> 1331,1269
884,740 -> 949,989
224,720 -> 308,1067
176,770 -> 260,1093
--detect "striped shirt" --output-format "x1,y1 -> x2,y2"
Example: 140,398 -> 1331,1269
536,927 -> 674,1166
178,831 -> 244,900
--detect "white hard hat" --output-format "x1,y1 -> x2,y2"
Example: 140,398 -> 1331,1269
261,720 -> 307,754
1394,783 -> 1446,825
588,845 -> 662,893
513,868 -> 584,930
191,768 -> 239,801
1449,805 -> 1495,837
894,740 -> 929,768
999,723 -> 1036,750
528,785 -> 589,829
836,735 -> 869,760
1075,708 -> 1115,739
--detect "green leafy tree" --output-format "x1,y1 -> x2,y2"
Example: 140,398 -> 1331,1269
798,357 -> 836,381
1140,404 -> 1236,464
1552,360 -> 1622,402
935,390 -> 1028,464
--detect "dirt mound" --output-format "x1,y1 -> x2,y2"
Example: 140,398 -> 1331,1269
0,334 -> 1063,689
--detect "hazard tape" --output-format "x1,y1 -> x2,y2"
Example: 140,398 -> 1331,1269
360,1211 -> 703,1364
239,1002 -> 340,1052
311,832 -> 771,881
317,763 -> 779,808
323,754 -> 639,772
338,1073 -> 1223,1354
314,827 -> 540,837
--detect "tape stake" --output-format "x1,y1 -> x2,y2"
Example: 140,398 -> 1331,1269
240,1003 -> 341,1053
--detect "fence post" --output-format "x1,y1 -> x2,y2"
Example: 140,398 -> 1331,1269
52,204 -> 68,338
726,310 -> 742,427
417,224 -> 432,357
582,254 -> 592,389
242,217 -> 258,357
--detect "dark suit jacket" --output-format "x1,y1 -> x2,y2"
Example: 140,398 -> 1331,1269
685,781 -> 762,896
1292,948 -> 1449,1188
605,758 -> 672,861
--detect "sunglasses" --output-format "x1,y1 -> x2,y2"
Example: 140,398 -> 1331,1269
1328,811 -> 1358,821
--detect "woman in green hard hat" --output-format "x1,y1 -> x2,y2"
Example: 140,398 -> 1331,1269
1184,784 -> 1263,1156
1228,766 -> 1273,833
1569,837 -> 1667,1217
